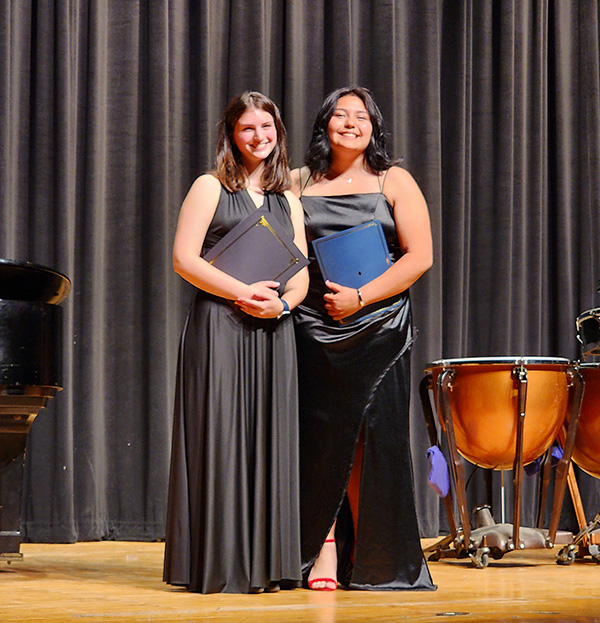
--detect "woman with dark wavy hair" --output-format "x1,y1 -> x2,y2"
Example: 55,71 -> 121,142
304,87 -> 394,176
164,91 -> 308,594
291,87 -> 435,591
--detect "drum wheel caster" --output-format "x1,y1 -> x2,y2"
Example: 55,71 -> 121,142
556,545 -> 576,565
588,544 -> 600,563
469,547 -> 490,569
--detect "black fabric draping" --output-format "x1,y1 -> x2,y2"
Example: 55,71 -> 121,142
0,1 -> 598,542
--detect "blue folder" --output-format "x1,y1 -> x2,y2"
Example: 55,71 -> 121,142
312,220 -> 391,289
312,220 -> 397,324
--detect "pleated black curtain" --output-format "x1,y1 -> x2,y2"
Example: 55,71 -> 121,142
0,0 -> 598,542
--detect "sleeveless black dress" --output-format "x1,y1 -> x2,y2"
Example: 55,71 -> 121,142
163,187 -> 302,594
294,190 -> 435,590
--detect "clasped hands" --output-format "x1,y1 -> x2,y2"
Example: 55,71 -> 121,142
235,280 -> 361,320
235,281 -> 284,318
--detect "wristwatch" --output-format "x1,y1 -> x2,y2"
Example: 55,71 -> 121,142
277,299 -> 290,319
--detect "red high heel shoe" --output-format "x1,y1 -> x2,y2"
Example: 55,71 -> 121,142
307,539 -> 337,591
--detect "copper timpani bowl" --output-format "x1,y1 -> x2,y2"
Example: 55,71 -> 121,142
425,357 -> 572,470
571,363 -> 600,479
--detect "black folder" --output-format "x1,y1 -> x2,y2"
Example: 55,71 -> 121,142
203,207 -> 308,285
312,220 -> 396,324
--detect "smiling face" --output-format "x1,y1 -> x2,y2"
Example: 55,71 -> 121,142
232,107 -> 277,170
327,94 -> 373,155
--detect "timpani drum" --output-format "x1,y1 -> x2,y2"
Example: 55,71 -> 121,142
576,308 -> 600,357
571,363 -> 600,479
425,357 -> 572,470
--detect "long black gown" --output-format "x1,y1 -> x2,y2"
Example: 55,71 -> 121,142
294,189 -> 435,590
163,186 -> 302,594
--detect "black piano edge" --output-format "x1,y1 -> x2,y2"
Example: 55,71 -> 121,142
0,258 -> 71,305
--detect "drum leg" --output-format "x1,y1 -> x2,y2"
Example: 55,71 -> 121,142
567,459 -> 588,535
483,469 -> 493,511
547,367 -> 585,547
536,447 -> 553,529
510,365 -> 528,549
556,423 -> 588,538
437,369 -> 472,549
419,375 -> 459,541
419,374 -> 439,448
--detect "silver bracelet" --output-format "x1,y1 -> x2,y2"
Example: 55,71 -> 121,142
357,288 -> 365,308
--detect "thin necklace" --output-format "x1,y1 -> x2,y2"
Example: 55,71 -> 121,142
332,172 -> 354,184
329,168 -> 359,184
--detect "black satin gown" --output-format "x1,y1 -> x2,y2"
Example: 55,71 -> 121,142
163,187 -> 302,594
294,191 -> 435,590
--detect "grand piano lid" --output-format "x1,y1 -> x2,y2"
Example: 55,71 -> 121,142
0,258 -> 71,305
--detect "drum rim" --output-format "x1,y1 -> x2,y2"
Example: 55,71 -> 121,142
576,308 -> 600,323
425,356 -> 572,369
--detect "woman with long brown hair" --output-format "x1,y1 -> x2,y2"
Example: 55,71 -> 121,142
163,91 -> 308,594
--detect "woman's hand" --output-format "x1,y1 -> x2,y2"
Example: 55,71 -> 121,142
323,280 -> 361,321
235,281 -> 283,318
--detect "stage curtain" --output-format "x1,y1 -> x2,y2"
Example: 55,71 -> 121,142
0,0 -> 598,541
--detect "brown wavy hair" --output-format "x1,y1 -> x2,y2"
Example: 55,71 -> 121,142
215,92 -> 291,193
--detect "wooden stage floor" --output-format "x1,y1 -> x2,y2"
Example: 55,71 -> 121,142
1,539 -> 600,622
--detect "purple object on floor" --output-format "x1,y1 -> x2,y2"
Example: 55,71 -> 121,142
426,445 -> 450,498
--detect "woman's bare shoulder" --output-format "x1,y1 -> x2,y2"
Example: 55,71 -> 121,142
181,173 -> 222,211
186,173 -> 221,198
290,166 -> 310,197
283,189 -> 303,210
191,172 -> 221,189
383,165 -> 418,188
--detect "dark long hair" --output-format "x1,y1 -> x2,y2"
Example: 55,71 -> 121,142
305,87 -> 396,176
215,91 -> 291,193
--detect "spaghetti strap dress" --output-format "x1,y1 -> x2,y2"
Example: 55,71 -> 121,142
163,186 -> 302,594
294,186 -> 435,590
